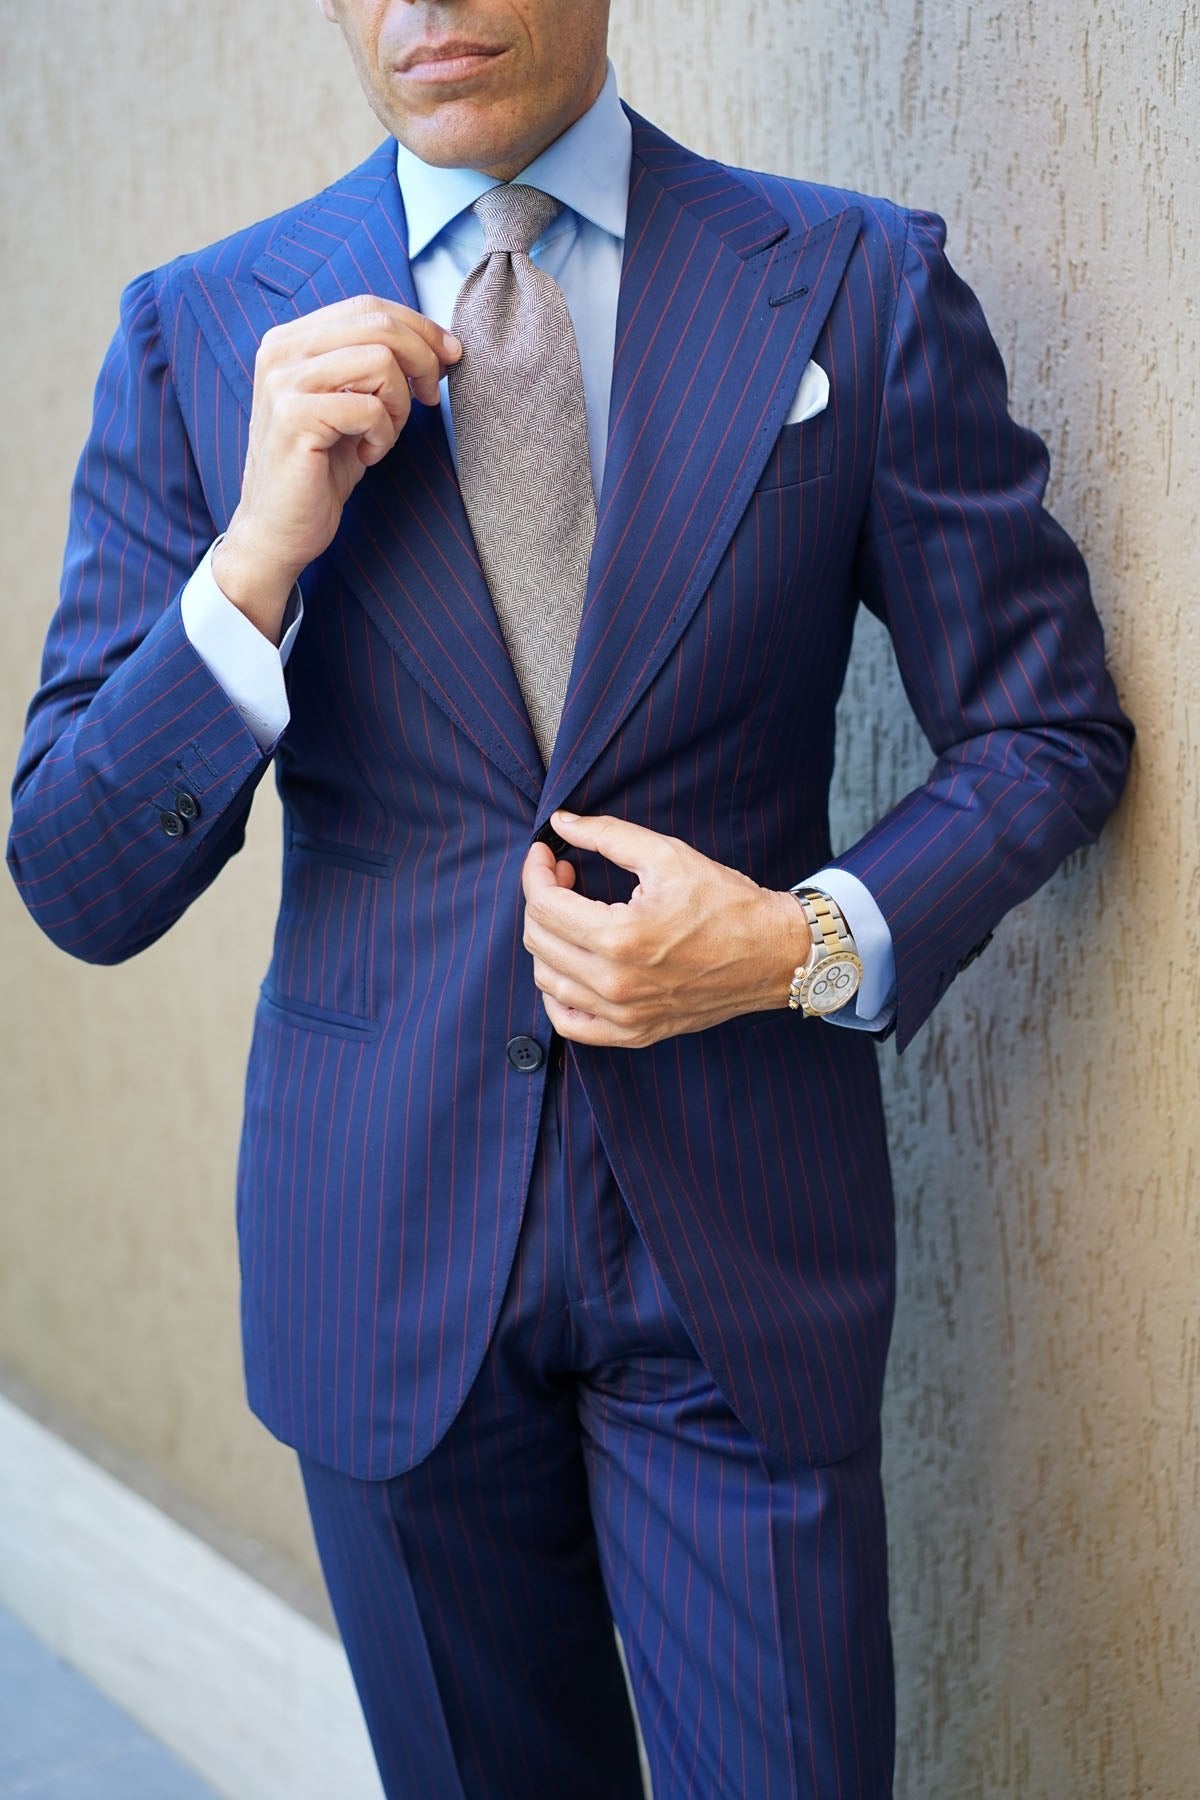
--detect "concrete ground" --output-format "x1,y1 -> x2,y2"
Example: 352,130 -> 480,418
0,1606 -> 222,1800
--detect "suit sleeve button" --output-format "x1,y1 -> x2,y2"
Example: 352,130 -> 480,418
159,809 -> 185,838
174,789 -> 201,822
505,1035 -> 545,1073
958,931 -> 995,972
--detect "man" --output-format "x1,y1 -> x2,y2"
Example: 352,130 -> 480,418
8,1 -> 1131,1793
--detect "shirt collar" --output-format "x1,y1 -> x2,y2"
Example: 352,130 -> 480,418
396,60 -> 631,258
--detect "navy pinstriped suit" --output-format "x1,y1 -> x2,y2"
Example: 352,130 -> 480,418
10,109 -> 1130,1795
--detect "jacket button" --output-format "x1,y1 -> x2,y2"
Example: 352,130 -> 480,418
505,1035 -> 545,1073
159,809 -> 185,838
533,820 -> 569,860
174,788 -> 201,822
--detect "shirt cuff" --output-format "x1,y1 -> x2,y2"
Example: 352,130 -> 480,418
793,867 -> 896,1032
179,539 -> 303,752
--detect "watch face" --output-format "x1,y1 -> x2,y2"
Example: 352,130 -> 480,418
804,956 -> 863,1015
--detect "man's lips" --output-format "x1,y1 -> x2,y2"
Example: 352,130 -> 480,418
397,40 -> 506,79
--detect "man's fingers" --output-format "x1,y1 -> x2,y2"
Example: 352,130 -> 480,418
524,914 -> 604,990
549,809 -> 681,879
261,294 -> 460,362
522,848 -> 617,945
280,389 -> 400,460
530,956 -> 601,1015
523,841 -> 561,889
541,992 -> 652,1049
258,296 -> 461,407
523,840 -> 579,891
333,293 -> 462,367
540,993 -> 600,1038
288,344 -> 421,427
532,959 -> 639,1026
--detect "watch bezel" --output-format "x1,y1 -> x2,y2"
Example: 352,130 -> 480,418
796,951 -> 864,1015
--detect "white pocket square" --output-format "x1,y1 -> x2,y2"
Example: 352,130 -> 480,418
785,359 -> 830,426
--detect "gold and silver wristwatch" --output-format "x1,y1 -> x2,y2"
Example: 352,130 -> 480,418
787,889 -> 864,1017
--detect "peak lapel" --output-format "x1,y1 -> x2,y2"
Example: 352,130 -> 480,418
541,116 -> 862,820
184,145 -> 543,802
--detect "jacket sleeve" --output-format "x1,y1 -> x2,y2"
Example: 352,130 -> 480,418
837,209 -> 1133,1050
7,271 -> 271,964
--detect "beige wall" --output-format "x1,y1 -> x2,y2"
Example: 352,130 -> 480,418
1,2 -> 1195,1793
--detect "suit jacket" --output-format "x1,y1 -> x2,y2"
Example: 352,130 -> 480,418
9,112 -> 1131,1478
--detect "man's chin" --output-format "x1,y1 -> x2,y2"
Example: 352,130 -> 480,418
394,105 -> 525,175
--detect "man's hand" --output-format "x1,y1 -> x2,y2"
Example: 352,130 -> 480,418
212,296 -> 462,643
521,811 -> 813,1048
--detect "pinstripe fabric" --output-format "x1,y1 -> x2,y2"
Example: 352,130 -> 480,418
8,111 -> 1132,1485
300,1060 -> 893,1799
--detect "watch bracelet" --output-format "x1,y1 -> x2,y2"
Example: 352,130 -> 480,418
787,888 -> 859,1013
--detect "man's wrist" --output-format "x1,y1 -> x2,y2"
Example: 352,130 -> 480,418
760,887 -> 813,1011
211,527 -> 299,647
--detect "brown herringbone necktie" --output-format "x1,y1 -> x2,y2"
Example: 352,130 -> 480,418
448,185 -> 596,765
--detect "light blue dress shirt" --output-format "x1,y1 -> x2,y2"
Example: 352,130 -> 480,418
397,62 -> 630,499
180,63 -> 897,1030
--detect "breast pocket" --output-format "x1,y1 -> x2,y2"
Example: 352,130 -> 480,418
755,413 -> 834,491
261,834 -> 391,1037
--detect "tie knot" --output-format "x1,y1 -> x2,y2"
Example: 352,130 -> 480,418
473,184 -> 562,257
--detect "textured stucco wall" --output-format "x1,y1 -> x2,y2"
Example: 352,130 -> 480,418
1,3 -> 1195,1794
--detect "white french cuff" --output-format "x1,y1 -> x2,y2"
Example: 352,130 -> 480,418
792,866 -> 897,1031
179,537 -> 303,753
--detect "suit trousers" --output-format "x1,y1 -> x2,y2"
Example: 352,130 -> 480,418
299,1051 -> 895,1799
